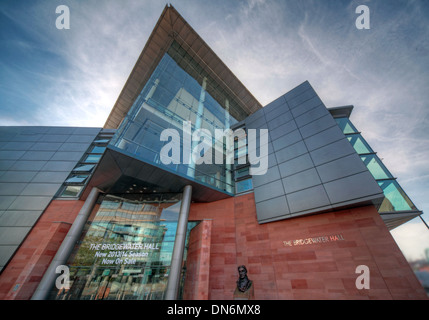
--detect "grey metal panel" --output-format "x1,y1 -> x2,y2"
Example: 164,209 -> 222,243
31,171 -> 70,183
316,154 -> 368,183
2,141 -> 35,151
0,160 -> 15,170
51,151 -> 85,161
58,143 -> 91,152
299,114 -> 338,139
275,141 -> 308,164
304,125 -> 344,151
66,135 -> 96,143
269,119 -> 297,141
20,183 -> 62,196
0,246 -> 18,268
295,105 -> 330,127
20,151 -> 55,161
267,111 -> 293,130
286,185 -> 331,214
0,171 -> 38,183
0,183 -> 27,196
244,109 -> 265,125
290,95 -> 324,118
251,81 -> 385,224
0,211 -> 43,227
0,227 -> 31,245
41,161 -> 76,172
282,168 -> 322,194
40,134 -> 70,143
323,171 -> 383,204
72,127 -> 101,135
30,142 -> 63,151
245,114 -> 267,129
10,160 -> 47,171
8,196 -> 52,211
254,180 -> 285,203
278,153 -> 314,178
265,103 -> 290,122
272,129 -> 302,152
262,95 -> 287,115
283,81 -> 311,101
0,150 -> 25,160
309,138 -> 356,166
0,196 -> 17,210
251,165 -> 281,188
46,127 -> 75,135
255,195 -> 289,222
287,88 -> 318,109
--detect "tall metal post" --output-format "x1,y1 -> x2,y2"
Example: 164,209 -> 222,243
31,187 -> 101,300
165,185 -> 192,300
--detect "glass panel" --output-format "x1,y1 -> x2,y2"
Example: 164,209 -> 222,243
50,194 -> 197,300
360,154 -> 392,180
378,180 -> 417,212
65,175 -> 89,184
59,185 -> 83,197
235,167 -> 250,180
84,154 -> 102,163
236,178 -> 253,193
110,48 -> 240,194
73,164 -> 95,172
91,146 -> 106,154
335,117 -> 358,134
347,134 -> 374,154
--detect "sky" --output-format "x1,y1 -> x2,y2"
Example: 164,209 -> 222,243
0,0 -> 428,262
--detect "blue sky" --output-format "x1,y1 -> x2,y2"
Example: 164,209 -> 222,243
1,0 -> 429,261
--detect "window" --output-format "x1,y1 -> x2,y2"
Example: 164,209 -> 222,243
65,175 -> 89,184
59,185 -> 83,197
335,117 -> 358,134
235,178 -> 253,193
360,154 -> 392,180
84,154 -> 102,163
347,134 -> 373,154
378,180 -> 417,212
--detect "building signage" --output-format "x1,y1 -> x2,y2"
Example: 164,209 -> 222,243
88,242 -> 160,265
283,234 -> 345,247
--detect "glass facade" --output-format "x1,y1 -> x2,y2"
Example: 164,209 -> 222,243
336,117 -> 418,213
110,42 -> 242,194
51,193 -> 197,300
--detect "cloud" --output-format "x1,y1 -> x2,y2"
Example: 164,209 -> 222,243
391,220 -> 429,261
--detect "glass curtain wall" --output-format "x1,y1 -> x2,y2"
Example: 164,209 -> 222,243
110,42 -> 240,194
335,117 -> 417,213
50,193 -> 197,300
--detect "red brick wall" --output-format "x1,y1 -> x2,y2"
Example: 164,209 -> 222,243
186,193 -> 428,300
183,220 -> 212,300
0,200 -> 84,300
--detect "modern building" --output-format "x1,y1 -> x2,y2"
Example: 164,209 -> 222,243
0,5 -> 427,300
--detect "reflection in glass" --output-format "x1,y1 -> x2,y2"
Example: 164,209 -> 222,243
347,134 -> 374,154
335,118 -> 358,134
110,43 -> 239,194
236,178 -> 253,193
60,185 -> 83,197
360,154 -> 392,180
378,180 -> 417,212
50,194 -> 197,300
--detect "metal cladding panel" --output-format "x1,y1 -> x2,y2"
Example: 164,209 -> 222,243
247,81 -> 384,224
0,126 -> 101,271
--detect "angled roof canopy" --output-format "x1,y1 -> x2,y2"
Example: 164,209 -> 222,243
104,4 -> 262,129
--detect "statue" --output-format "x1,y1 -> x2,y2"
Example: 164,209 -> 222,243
233,265 -> 254,300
